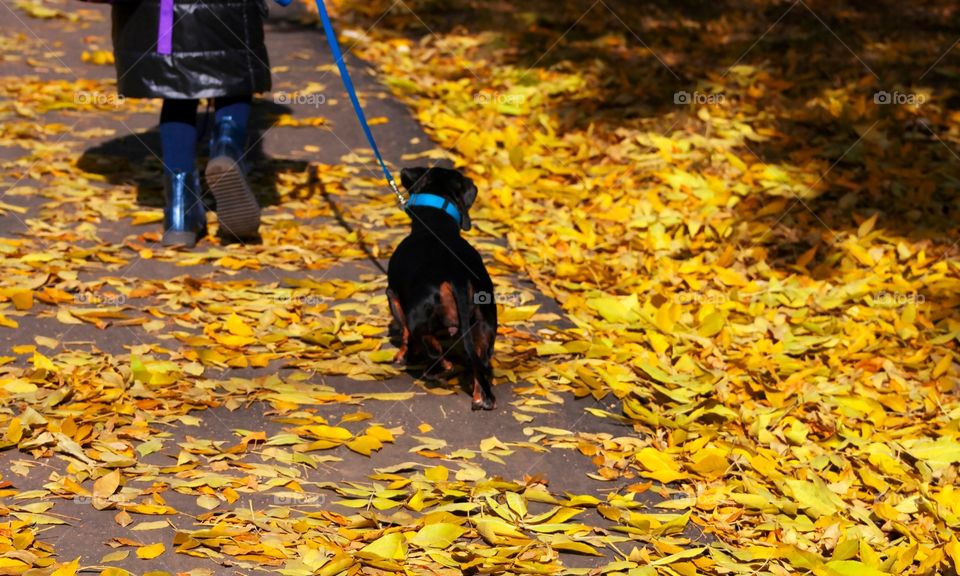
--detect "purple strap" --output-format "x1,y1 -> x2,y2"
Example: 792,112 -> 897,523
157,0 -> 174,55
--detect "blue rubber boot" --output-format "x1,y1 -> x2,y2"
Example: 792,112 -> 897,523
205,115 -> 260,240
162,170 -> 207,247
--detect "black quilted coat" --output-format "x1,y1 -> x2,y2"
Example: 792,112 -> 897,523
111,0 -> 272,99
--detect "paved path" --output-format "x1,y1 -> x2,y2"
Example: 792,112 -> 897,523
0,1 -> 660,573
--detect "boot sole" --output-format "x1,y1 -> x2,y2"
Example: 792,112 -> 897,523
162,229 -> 203,248
205,156 -> 260,240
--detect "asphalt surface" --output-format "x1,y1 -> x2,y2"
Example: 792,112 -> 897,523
0,2 -> 660,573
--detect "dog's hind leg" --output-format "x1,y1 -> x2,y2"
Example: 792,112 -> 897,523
437,282 -> 459,336
387,289 -> 410,364
421,333 -> 454,375
468,318 -> 496,410
453,284 -> 496,411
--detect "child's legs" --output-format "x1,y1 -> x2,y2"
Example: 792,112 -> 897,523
159,98 -> 199,173
213,95 -> 252,146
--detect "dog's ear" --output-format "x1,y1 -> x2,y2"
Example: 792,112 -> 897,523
461,175 -> 478,208
458,206 -> 472,231
400,167 -> 428,192
456,174 -> 476,231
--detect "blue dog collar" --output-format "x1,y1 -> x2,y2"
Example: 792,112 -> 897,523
405,193 -> 461,226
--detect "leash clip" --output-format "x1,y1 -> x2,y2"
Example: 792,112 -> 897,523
389,178 -> 408,209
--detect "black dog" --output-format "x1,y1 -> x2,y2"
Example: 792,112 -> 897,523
386,167 -> 498,410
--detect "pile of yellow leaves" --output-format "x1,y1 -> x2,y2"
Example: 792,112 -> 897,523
323,0 -> 960,574
2,0 -> 960,574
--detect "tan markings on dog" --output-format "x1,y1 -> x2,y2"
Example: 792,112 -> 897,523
422,334 -> 454,373
472,374 -> 483,405
475,333 -> 488,358
438,282 -> 459,336
472,305 -> 490,357
395,325 -> 409,364
387,290 -> 409,364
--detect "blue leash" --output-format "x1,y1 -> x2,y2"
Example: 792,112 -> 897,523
313,0 -> 407,207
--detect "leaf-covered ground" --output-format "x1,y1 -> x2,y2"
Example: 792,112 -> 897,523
2,0 -> 960,575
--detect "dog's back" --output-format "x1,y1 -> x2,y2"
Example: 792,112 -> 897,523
386,167 -> 498,410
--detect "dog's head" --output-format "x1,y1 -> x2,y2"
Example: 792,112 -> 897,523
400,167 -> 478,231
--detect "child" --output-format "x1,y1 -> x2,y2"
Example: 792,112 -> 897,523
111,0 -> 273,246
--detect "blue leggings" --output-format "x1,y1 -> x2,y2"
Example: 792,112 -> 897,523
159,95 -> 251,173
